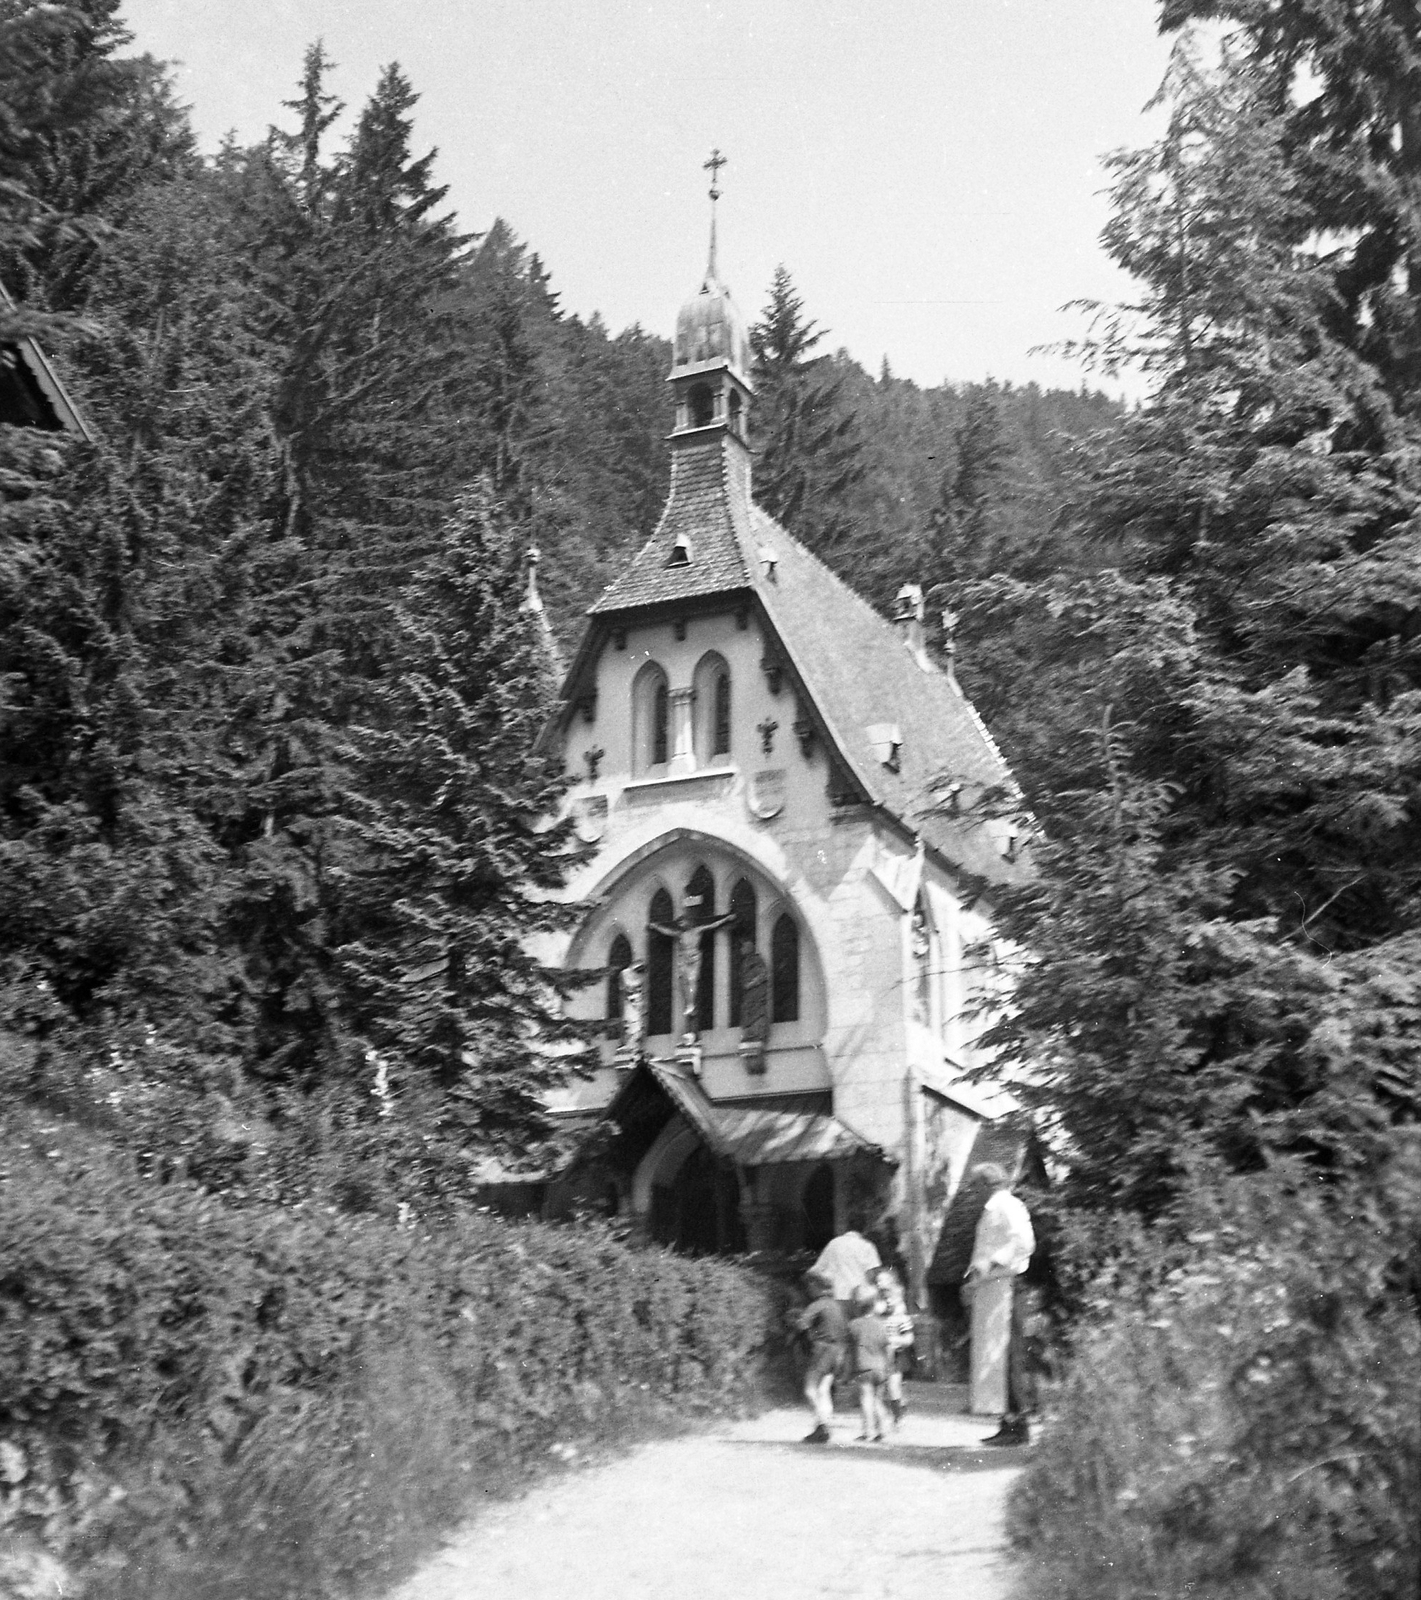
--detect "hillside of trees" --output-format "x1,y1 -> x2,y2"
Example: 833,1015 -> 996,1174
0,0 -> 1120,1186
3,2 -> 1418,1597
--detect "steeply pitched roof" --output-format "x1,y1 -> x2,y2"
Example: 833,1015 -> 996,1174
590,433 -> 752,612
564,424 -> 1024,886
612,1058 -> 884,1168
747,505 -> 1018,880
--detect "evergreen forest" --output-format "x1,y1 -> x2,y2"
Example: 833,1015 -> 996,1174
1,3 -> 1418,1597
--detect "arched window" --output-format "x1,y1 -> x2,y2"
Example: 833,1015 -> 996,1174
689,383 -> 714,428
911,893 -> 934,1028
632,662 -> 670,775
654,682 -> 668,765
692,652 -> 731,766
686,864 -> 717,1034
727,389 -> 743,438
771,912 -> 800,1023
713,670 -> 731,756
728,878 -> 757,1027
647,888 -> 674,1036
606,932 -> 632,1022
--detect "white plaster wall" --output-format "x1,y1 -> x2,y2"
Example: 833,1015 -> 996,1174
552,609 -> 916,1141
548,604 -> 1012,1194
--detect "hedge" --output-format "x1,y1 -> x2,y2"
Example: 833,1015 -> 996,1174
0,1109 -> 789,1599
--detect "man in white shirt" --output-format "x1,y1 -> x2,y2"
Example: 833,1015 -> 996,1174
812,1219 -> 882,1310
963,1162 -> 1036,1445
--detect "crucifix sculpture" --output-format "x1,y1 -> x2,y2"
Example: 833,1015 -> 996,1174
648,903 -> 736,1041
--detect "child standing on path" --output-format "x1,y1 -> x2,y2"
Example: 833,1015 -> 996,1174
875,1266 -> 915,1425
847,1286 -> 892,1443
793,1272 -> 848,1444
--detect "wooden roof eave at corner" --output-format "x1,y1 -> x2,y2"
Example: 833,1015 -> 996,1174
0,282 -> 94,443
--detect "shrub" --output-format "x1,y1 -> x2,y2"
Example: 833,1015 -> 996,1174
0,1106 -> 789,1599
1008,1156 -> 1421,1600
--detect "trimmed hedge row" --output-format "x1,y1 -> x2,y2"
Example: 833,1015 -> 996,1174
0,1111 -> 789,1599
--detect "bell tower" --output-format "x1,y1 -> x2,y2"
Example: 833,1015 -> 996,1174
669,149 -> 753,446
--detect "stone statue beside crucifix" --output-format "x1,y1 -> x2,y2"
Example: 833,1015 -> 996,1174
648,899 -> 736,1042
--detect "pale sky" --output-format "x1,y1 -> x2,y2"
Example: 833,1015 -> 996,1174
122,0 -> 1176,395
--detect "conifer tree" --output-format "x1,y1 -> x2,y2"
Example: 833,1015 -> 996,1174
0,0 -> 192,312
749,266 -> 866,563
216,48 -> 476,1084
336,483 -> 583,1155
1159,0 -> 1421,414
955,41 -> 1421,1211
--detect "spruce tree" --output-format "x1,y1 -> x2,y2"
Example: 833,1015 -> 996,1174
1159,0 -> 1421,414
0,0 -> 192,312
336,483 -> 583,1157
953,41 -> 1421,1211
215,48 -> 476,1084
749,266 -> 866,563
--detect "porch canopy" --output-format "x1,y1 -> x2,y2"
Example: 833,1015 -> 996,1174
610,1057 -> 882,1168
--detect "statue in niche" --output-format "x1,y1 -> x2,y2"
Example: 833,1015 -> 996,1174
616,961 -> 645,1057
911,903 -> 932,1026
647,907 -> 735,1041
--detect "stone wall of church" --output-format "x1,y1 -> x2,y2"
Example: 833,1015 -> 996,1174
550,606 -> 927,1149
547,601 -> 1006,1305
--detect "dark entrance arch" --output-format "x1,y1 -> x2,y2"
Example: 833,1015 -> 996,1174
802,1163 -> 836,1253
649,1144 -> 746,1256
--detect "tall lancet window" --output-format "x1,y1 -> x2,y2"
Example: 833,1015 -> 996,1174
693,652 -> 731,765
653,682 -> 669,765
713,670 -> 731,756
647,888 -> 674,1036
728,878 -> 758,1027
771,912 -> 800,1024
911,895 -> 934,1027
606,932 -> 632,1023
633,662 -> 670,774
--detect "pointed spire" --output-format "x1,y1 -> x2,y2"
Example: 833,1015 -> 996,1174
702,148 -> 727,285
518,545 -> 565,682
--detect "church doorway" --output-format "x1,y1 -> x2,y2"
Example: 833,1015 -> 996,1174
802,1162 -> 836,1253
649,1143 -> 747,1256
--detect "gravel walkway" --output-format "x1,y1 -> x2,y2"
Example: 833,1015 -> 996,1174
388,1383 -> 1031,1600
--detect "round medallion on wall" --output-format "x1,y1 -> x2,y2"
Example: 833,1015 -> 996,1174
747,768 -> 786,820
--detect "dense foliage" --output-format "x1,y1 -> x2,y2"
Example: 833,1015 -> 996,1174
0,1104 -> 787,1600
1,3 -> 1117,1184
944,36 -> 1420,1216
970,22 -> 1421,1600
1009,1161 -> 1421,1600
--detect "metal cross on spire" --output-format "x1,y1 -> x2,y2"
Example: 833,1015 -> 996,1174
704,147 -> 727,201
702,148 -> 727,282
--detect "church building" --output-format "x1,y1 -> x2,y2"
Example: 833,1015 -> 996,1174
534,193 -> 1033,1317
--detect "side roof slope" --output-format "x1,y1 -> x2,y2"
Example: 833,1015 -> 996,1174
563,429 -> 1021,885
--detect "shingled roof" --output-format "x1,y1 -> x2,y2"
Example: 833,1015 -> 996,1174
590,431 -> 753,612
562,423 -> 1023,886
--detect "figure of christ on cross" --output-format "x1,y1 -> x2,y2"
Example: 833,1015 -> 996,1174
647,908 -> 737,1041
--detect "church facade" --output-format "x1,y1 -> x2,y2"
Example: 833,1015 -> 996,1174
534,236 -> 1031,1315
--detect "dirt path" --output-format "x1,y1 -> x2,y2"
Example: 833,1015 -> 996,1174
389,1384 -> 1031,1600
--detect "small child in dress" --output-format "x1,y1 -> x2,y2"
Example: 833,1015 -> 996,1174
793,1271 -> 848,1444
874,1265 -> 915,1425
847,1284 -> 892,1443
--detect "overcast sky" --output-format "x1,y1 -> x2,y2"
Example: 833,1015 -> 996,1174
122,0 -> 1177,396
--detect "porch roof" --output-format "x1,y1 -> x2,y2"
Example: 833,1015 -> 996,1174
636,1058 -> 885,1169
